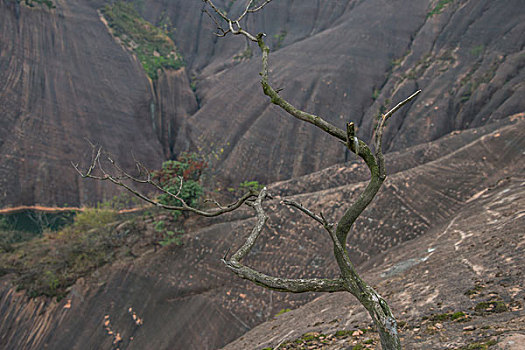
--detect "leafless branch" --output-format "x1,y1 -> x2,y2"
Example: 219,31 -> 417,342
202,0 -> 262,42
203,8 -> 231,37
374,89 -> 421,154
223,188 -> 346,293
247,0 -> 273,14
282,199 -> 324,226
202,0 -> 229,22
236,0 -> 255,22
73,145 -> 257,217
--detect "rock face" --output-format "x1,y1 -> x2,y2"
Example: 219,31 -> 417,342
0,0 -> 197,207
0,116 -> 522,349
223,157 -> 525,350
158,0 -> 525,186
1,0 -> 524,206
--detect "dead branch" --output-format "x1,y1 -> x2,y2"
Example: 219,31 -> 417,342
199,1 -> 418,347
72,146 -> 256,217
223,188 -> 346,293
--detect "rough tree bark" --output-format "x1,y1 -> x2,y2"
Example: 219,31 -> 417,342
76,1 -> 421,349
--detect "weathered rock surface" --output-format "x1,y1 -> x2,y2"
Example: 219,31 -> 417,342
169,0 -> 525,186
0,0 -> 196,207
0,117 -> 522,349
1,0 -> 524,206
223,148 -> 525,350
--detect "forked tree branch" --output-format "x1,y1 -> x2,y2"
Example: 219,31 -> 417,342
200,2 -> 417,348
223,188 -> 346,293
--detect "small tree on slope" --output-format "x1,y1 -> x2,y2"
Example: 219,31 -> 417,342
75,1 -> 420,348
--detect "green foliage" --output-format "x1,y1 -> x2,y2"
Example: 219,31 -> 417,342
372,88 -> 380,101
273,30 -> 287,50
451,311 -> 466,320
72,208 -> 117,232
474,300 -> 507,313
0,207 -> 166,299
274,308 -> 291,317
429,310 -> 467,322
20,0 -> 55,9
335,330 -> 353,337
239,180 -> 264,193
465,285 -> 484,296
458,339 -> 497,350
154,220 -> 165,232
458,60 -> 497,103
152,152 -> 207,208
0,230 -> 39,253
101,1 -> 184,80
153,220 -> 182,246
0,217 -> 10,231
0,210 -> 75,234
99,191 -> 143,210
427,0 -> 453,17
158,230 -> 182,247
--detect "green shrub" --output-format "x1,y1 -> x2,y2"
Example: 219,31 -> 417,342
154,220 -> 165,232
21,0 -> 55,9
0,210 -> 150,299
159,230 -> 182,247
272,30 -> 287,50
239,180 -> 264,193
100,192 -> 143,210
469,44 -> 485,58
152,152 -> 207,207
72,208 -> 117,232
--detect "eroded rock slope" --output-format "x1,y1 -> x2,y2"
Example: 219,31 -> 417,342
0,116 -> 522,349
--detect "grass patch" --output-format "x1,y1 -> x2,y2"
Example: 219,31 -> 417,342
335,330 -> 354,337
470,44 -> 485,58
474,300 -> 507,313
427,0 -> 454,17
457,339 -> 497,350
101,1 -> 184,80
274,308 -> 291,317
429,311 -> 467,322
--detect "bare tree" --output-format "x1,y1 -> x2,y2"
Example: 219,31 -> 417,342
76,1 -> 420,348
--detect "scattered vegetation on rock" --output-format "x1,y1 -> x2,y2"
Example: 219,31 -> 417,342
274,308 -> 291,317
456,339 -> 497,350
101,1 -> 184,80
427,0 -> 454,17
0,208 -> 171,300
265,328 -> 377,350
272,30 -> 287,50
19,0 -> 55,9
474,300 -> 507,314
